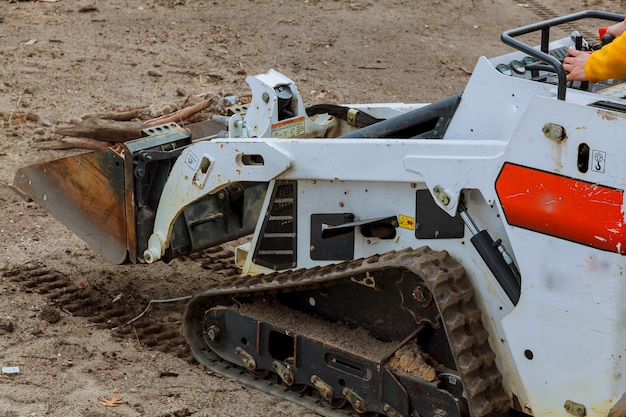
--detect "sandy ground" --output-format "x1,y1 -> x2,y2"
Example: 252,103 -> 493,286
0,0 -> 614,416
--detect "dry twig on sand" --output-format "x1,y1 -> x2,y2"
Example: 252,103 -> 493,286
50,96 -> 219,149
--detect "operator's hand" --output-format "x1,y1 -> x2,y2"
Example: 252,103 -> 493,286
563,48 -> 590,81
606,21 -> 626,38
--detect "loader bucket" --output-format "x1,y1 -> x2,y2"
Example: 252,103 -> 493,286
13,122 -> 268,265
13,148 -> 128,264
13,147 -> 131,264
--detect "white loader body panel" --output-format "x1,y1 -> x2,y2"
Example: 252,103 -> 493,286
143,54 -> 626,414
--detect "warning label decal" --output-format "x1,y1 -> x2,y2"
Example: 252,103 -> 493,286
398,214 -> 415,230
271,116 -> 305,138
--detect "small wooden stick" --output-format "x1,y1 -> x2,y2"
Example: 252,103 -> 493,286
55,119 -> 146,142
146,98 -> 213,126
38,137 -> 113,150
79,107 -> 150,121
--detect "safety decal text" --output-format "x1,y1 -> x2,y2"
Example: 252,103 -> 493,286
272,116 -> 305,138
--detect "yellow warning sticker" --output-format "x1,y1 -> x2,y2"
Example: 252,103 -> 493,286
398,214 -> 415,230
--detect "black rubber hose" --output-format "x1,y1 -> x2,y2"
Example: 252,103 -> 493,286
305,104 -> 384,128
339,94 -> 462,139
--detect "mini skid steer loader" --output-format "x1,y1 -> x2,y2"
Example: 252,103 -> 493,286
12,10 -> 626,417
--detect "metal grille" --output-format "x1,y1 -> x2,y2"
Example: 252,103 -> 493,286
253,181 -> 297,270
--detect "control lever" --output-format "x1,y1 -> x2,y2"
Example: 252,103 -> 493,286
568,31 -> 589,90
599,27 -> 615,47
570,31 -> 589,51
589,27 -> 616,51
602,34 -> 616,45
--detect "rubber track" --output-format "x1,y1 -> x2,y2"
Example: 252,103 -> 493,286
2,262 -> 193,360
185,247 -> 511,417
1,245 -> 241,363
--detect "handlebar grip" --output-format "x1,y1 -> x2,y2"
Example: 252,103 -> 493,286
599,27 -> 615,45
602,33 -> 616,46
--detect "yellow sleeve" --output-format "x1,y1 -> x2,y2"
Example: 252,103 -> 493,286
585,33 -> 626,82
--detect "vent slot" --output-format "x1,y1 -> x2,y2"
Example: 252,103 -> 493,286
253,181 -> 297,270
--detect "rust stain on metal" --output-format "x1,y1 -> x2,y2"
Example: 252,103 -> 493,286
13,148 -> 128,264
598,109 -> 619,121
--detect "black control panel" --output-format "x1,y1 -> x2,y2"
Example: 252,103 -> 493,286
493,44 -> 570,80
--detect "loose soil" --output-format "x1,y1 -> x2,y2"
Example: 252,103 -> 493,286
0,1 -> 614,416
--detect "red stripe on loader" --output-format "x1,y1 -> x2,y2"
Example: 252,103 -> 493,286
495,163 -> 626,254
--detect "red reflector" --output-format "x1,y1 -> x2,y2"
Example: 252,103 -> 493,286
496,163 -> 626,254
